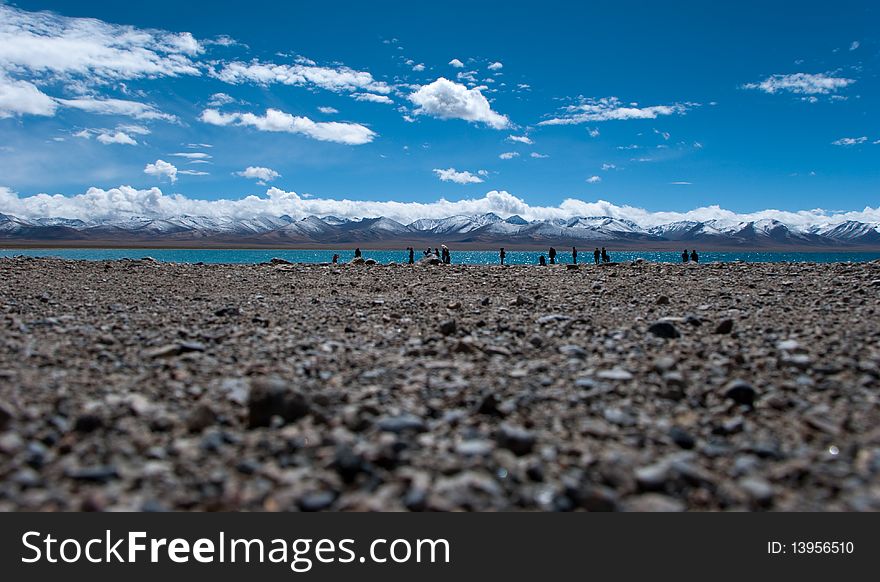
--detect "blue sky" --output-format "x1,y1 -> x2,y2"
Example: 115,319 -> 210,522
0,0 -> 878,224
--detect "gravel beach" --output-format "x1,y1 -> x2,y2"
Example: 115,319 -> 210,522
1,256 -> 879,512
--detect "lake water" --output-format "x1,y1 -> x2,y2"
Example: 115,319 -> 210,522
3,248 -> 880,264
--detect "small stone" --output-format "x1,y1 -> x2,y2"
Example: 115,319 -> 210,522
476,393 -> 503,416
777,339 -> 801,352
73,413 -> 104,433
714,318 -> 734,334
447,301 -> 461,310
333,446 -> 368,484
635,462 -> 670,491
622,494 -> 685,512
497,424 -> 536,456
0,432 -> 24,455
214,306 -> 241,317
739,477 -> 774,506
559,344 -> 588,359
648,321 -> 680,339
456,440 -> 494,456
377,414 -> 426,434
67,465 -> 119,484
247,377 -> 311,428
669,426 -> 696,449
656,295 -> 670,305
438,319 -> 457,336
724,380 -> 757,407
298,491 -> 337,512
186,403 -> 217,433
597,368 -> 633,381
0,399 -> 15,431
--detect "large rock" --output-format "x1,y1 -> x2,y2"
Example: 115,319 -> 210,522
247,377 -> 311,428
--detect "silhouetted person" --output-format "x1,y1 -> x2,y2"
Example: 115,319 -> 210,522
332,254 -> 339,264
601,247 -> 609,263
441,245 -> 451,264
354,247 -> 362,258
690,249 -> 699,263
593,248 -> 600,265
539,255 -> 546,266
682,249 -> 689,263
424,247 -> 431,257
500,248 -> 506,265
548,247 -> 557,265
572,247 -> 578,265
408,247 -> 415,264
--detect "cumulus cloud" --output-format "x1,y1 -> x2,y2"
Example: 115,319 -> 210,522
318,106 -> 339,114
5,185 -> 880,229
408,77 -> 509,129
207,92 -> 236,107
143,160 -> 178,183
499,152 -> 520,160
199,108 -> 376,145
57,97 -> 177,121
831,137 -> 868,146
236,166 -> 280,184
448,59 -> 464,68
743,73 -> 855,96
586,176 -> 602,183
539,97 -> 691,126
507,135 -> 533,145
433,168 -> 484,184
211,60 -> 391,94
96,131 -> 137,145
849,41 -> 860,51
487,62 -> 503,71
530,152 -> 549,159
412,63 -> 425,72
351,92 -> 394,104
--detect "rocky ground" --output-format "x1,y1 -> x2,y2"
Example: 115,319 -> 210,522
1,256 -> 879,512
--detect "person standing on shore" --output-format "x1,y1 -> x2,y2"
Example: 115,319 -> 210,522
682,249 -> 689,263
601,247 -> 609,263
354,248 -> 362,258
539,255 -> 546,266
500,248 -> 506,265
572,247 -> 578,265
690,249 -> 699,263
332,254 -> 339,264
548,247 -> 557,265
408,247 -> 415,264
593,248 -> 600,265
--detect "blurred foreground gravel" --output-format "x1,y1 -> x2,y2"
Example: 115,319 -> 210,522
1,256 -> 879,511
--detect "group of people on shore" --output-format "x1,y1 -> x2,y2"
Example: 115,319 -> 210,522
341,246 -> 700,265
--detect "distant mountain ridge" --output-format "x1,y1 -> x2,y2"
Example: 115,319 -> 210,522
2,211 -> 880,249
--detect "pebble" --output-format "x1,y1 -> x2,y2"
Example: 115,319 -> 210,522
714,318 -> 735,334
497,424 -> 536,456
723,380 -> 758,407
247,377 -> 311,428
647,321 -> 680,339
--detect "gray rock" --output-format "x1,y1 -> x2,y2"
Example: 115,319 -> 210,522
724,380 -> 757,407
497,424 -> 536,456
714,318 -> 735,334
648,321 -> 680,339
247,377 -> 311,428
377,414 -> 426,434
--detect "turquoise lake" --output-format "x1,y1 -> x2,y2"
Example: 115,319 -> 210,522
3,248 -> 880,264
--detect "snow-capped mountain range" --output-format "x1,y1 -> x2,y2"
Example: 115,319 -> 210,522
2,211 -> 880,248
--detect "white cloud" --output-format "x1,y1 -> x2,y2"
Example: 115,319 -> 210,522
236,166 -> 280,183
4,185 -> 880,229
587,127 -> 600,138
499,152 -> 520,160
540,97 -> 691,126
530,152 -> 549,159
831,136 -> 868,146
207,92 -> 236,107
0,73 -> 57,118
0,4 -> 203,85
408,77 -> 509,129
670,181 -> 692,185
96,131 -> 137,145
412,63 -> 425,72
507,135 -> 533,145
601,163 -> 617,171
448,59 -> 464,68
433,168 -> 484,184
57,97 -> 177,121
351,92 -> 394,104
179,170 -> 209,176
849,41 -> 860,51
170,152 -> 210,160
211,60 -> 391,94
743,73 -> 855,96
318,106 -> 339,114
487,62 -> 503,71
199,108 -> 376,145
144,160 -> 178,183
586,176 -> 602,183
